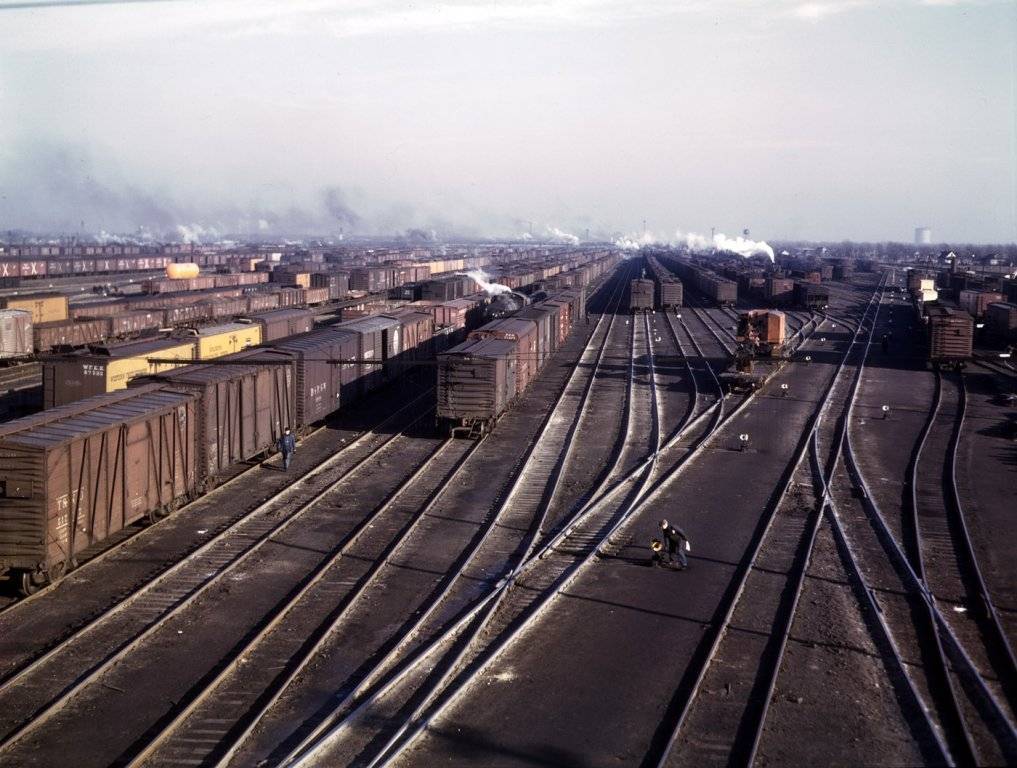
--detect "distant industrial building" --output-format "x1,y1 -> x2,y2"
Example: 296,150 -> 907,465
915,226 -> 932,245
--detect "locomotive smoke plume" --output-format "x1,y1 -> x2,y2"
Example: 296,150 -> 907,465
466,269 -> 512,295
679,230 -> 775,262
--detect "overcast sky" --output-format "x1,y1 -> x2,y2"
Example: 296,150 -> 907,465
0,0 -> 1014,243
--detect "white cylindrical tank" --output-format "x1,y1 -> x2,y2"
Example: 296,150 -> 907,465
166,262 -> 200,280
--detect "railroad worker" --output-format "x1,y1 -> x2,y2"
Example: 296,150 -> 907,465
278,428 -> 297,471
881,332 -> 891,354
659,519 -> 690,570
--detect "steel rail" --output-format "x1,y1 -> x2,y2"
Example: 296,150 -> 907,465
212,260 -> 634,767
125,435 -> 482,768
837,355 -> 1017,761
653,283 -> 901,767
904,365 -> 979,763
0,384 -> 428,613
282,304 -> 820,768
741,277 -> 958,764
946,372 -> 1017,696
0,387 -> 433,685
0,402 -> 437,755
364,306 -> 665,768
363,300 -> 668,768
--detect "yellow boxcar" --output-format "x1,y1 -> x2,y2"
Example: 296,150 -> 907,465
105,341 -> 194,390
193,322 -> 262,359
3,293 -> 69,324
42,338 -> 196,408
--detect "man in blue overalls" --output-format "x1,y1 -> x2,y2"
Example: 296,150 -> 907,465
278,428 -> 297,471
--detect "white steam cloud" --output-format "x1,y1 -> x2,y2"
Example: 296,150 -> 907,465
466,269 -> 513,295
176,223 -> 221,244
678,229 -> 775,262
613,231 -> 661,251
547,226 -> 580,245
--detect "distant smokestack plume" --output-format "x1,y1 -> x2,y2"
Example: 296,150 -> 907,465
547,225 -> 580,245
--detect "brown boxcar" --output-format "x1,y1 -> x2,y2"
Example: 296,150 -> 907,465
0,385 -> 198,591
656,278 -> 683,309
516,306 -> 556,366
986,302 -> 1017,340
0,310 -> 33,359
342,315 -> 403,393
630,279 -> 655,311
270,328 -> 360,426
926,305 -> 973,368
247,308 -> 315,342
436,337 -> 518,435
34,318 -> 110,353
468,317 -> 538,394
68,298 -> 128,319
43,337 -> 196,407
132,352 -> 296,489
245,292 -> 281,314
108,310 -> 164,338
382,309 -> 434,363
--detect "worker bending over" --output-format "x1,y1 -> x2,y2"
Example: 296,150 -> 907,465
660,519 -> 690,570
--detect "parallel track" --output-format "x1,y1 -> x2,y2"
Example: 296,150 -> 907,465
185,261 -> 636,767
0,397 -> 440,757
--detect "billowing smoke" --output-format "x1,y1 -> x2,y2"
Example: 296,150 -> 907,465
678,229 -> 775,262
177,223 -> 221,244
547,226 -> 580,245
519,232 -> 533,240
614,232 -> 660,251
466,269 -> 512,295
322,186 -> 361,229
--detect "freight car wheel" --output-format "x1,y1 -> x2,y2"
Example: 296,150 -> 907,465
17,569 -> 48,597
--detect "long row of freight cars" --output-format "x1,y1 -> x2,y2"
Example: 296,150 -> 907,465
0,256 -> 620,593
437,289 -> 586,436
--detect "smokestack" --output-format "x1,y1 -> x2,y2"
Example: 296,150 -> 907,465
743,228 -> 750,238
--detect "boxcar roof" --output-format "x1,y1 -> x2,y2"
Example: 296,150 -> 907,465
0,387 -> 194,448
441,337 -> 516,358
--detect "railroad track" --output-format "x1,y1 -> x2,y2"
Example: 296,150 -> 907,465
0,375 -> 431,610
282,297 -> 666,768
274,291 -> 833,767
115,261 -> 637,767
907,368 -> 1017,753
827,318 -> 1017,763
649,281 -> 892,766
0,395 -> 443,758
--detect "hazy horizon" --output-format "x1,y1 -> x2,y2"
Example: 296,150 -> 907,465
1,0 -> 1014,244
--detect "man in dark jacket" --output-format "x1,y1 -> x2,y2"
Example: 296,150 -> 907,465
660,519 -> 690,569
278,428 -> 296,470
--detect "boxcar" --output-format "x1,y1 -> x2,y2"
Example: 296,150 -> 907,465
34,318 -> 110,353
132,352 -> 296,489
42,337 -> 196,407
0,310 -> 33,359
926,305 -> 973,369
468,317 -> 539,395
516,306 -> 556,367
437,337 -> 518,436
246,308 -> 315,342
656,277 -> 683,309
342,315 -> 402,394
186,322 -> 262,359
2,293 -> 68,325
0,385 -> 199,592
630,279 -> 655,311
270,328 -> 359,427
108,310 -> 163,338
